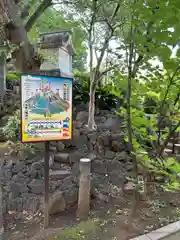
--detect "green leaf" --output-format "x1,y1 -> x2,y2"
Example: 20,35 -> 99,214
166,157 -> 176,167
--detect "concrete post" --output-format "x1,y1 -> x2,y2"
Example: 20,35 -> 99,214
77,158 -> 91,219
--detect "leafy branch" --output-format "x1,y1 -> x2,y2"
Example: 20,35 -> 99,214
157,120 -> 180,158
87,1 -> 121,129
25,0 -> 52,31
157,66 -> 180,144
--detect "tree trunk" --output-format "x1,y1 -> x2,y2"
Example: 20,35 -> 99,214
0,52 -> 6,116
88,81 -> 96,130
5,0 -> 37,71
0,53 -> 6,93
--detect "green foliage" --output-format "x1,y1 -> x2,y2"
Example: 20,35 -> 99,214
127,70 -> 180,189
3,110 -> 34,157
108,0 -> 180,193
73,73 -> 119,110
3,110 -> 20,141
143,97 -> 158,114
6,72 -> 21,90
6,72 -> 20,81
7,140 -> 35,158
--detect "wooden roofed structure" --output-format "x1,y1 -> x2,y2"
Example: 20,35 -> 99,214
39,30 -> 75,78
39,30 -> 75,55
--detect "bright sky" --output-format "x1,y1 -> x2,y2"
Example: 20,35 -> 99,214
86,40 -> 179,71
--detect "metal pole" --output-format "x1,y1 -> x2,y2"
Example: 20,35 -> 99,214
44,141 -> 50,228
76,158 -> 91,219
0,184 -> 4,240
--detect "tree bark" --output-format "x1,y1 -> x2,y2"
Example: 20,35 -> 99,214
25,0 -> 52,32
127,21 -> 139,217
88,81 -> 96,129
20,0 -> 37,20
0,52 -> 6,93
5,0 -> 33,68
0,0 -> 46,73
0,51 -> 6,114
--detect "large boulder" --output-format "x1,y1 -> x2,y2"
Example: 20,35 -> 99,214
62,187 -> 78,208
30,161 -> 43,178
70,151 -> 84,163
76,111 -> 89,122
48,191 -> 66,215
28,179 -> 44,194
54,153 -> 70,164
21,193 -> 40,213
91,159 -> 107,174
111,140 -> 125,152
101,116 -> 121,132
113,151 -> 131,162
10,183 -> 29,198
90,174 -> 109,201
56,141 -> 65,151
12,173 -> 30,184
12,161 -> 26,174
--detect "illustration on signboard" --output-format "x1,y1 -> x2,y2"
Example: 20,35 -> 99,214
21,74 -> 72,142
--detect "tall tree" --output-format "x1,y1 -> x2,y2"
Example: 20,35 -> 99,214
112,0 -> 180,216
65,0 -> 123,129
0,0 -> 53,72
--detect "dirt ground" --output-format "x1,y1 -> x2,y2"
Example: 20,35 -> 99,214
4,190 -> 180,240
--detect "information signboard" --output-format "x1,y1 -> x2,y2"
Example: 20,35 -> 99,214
21,74 -> 72,142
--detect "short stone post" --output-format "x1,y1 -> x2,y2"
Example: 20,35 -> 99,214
76,158 -> 91,219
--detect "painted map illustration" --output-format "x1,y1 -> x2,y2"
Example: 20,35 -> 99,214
21,74 -> 72,142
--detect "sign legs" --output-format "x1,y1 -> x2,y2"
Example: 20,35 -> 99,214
44,141 -> 50,228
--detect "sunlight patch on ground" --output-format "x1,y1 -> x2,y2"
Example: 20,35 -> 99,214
50,219 -> 100,240
0,142 -> 6,148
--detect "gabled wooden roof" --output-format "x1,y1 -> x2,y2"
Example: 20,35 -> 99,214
39,30 -> 75,55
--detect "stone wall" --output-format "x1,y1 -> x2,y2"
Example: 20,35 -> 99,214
0,102 -> 132,215
0,153 -> 79,214
71,106 -> 133,201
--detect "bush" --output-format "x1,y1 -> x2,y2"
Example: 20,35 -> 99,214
143,97 -> 158,114
3,110 -> 34,157
6,72 -> 20,90
3,109 -> 20,141
73,79 -> 119,110
6,72 -> 20,81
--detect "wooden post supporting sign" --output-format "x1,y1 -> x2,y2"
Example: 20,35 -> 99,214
21,30 -> 74,228
21,74 -> 73,228
44,141 -> 50,228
